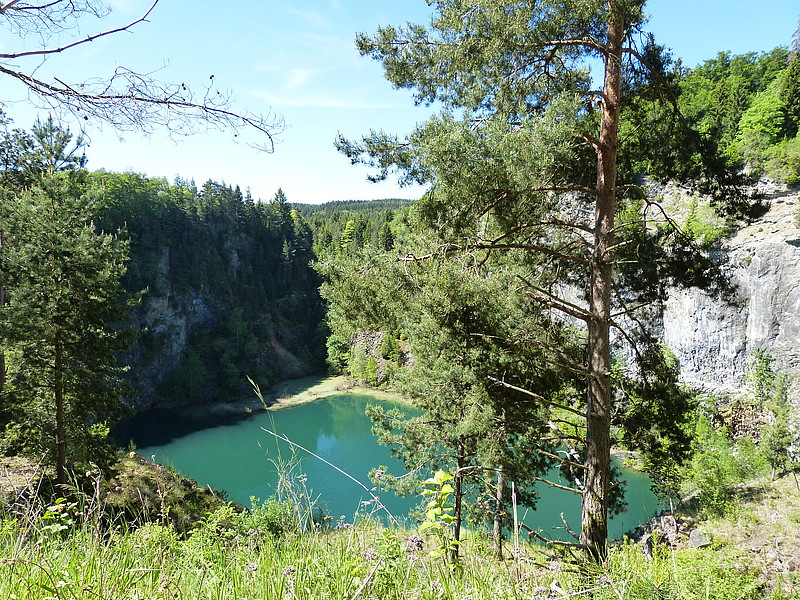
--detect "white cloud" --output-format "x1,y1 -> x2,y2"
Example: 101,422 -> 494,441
284,8 -> 330,29
285,68 -> 321,90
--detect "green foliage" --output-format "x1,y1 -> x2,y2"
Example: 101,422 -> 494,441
678,46 -> 800,183
297,199 -> 410,260
246,496 -> 296,539
102,454 -> 230,534
747,350 -> 795,478
327,248 -> 576,554
364,356 -> 379,386
683,414 -> 768,515
779,55 -> 800,136
616,346 -> 699,497
379,331 -> 401,361
602,540 -> 762,600
91,171 -> 327,403
2,113 -> 327,422
0,496 -> 780,600
39,498 -> 77,537
683,196 -> 731,247
324,1 -> 756,559
675,350 -> 795,514
419,470 -> 458,561
0,125 -> 135,481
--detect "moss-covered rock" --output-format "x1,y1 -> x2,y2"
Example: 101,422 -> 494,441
102,453 -> 235,534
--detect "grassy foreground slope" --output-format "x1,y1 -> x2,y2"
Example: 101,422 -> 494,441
0,460 -> 798,600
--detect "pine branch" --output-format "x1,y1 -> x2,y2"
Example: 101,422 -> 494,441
533,476 -> 583,495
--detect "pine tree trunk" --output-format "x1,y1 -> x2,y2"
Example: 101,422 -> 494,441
493,466 -> 505,560
580,4 -> 623,562
55,336 -> 67,488
451,441 -> 465,562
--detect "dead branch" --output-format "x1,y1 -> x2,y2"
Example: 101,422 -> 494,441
560,512 -> 581,541
535,448 -> 585,471
533,476 -> 583,495
524,287 -> 594,324
0,0 -> 281,148
528,527 -> 584,549
0,1 -> 158,60
488,376 -> 584,418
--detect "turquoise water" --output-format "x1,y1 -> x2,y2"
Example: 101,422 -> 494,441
123,394 -> 662,539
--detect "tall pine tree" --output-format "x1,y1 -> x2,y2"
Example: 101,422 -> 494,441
336,0 -> 744,559
0,121 -> 134,486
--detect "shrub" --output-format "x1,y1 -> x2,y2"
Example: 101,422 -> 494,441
683,415 -> 768,515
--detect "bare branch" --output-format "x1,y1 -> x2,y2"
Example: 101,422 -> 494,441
523,283 -> 594,323
533,476 -> 583,495
544,37 -> 607,56
0,1 -> 157,59
0,64 -> 281,150
536,448 -> 585,470
0,0 -> 281,148
488,376 -> 584,418
1,0 -> 110,37
545,420 -> 586,457
610,300 -> 656,320
602,238 -> 634,257
560,512 -> 581,542
527,527 -> 584,549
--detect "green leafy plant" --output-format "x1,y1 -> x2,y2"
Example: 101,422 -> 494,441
419,470 -> 458,561
40,498 -> 76,536
747,350 -> 795,478
684,415 -> 768,515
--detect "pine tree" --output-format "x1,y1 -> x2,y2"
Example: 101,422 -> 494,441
0,128 -> 135,486
321,249 -> 579,559
335,0 -> 743,559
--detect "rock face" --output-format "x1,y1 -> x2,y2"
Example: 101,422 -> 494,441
661,181 -> 800,398
123,289 -> 214,409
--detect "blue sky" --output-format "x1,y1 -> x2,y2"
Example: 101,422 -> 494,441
2,0 -> 798,204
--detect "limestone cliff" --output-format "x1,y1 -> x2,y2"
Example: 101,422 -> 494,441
122,287 -> 213,409
660,181 -> 800,398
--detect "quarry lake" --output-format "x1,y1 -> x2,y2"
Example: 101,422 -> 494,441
115,393 -> 662,540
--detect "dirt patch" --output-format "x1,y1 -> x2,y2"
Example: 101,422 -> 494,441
268,375 -> 410,409
703,475 -> 800,584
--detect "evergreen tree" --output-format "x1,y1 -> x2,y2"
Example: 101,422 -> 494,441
780,55 -> 800,136
0,173 -> 134,485
335,0 -> 744,559
321,247 -> 580,558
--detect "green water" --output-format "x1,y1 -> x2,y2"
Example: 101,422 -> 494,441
123,394 -> 661,539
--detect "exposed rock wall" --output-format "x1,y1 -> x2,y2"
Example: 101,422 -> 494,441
123,288 -> 214,409
661,181 -> 800,397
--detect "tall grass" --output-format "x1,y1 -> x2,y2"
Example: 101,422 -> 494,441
0,454 -> 775,600
0,501 -> 769,600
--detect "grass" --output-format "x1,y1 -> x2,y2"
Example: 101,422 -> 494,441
0,456 -> 797,599
0,500 -> 778,599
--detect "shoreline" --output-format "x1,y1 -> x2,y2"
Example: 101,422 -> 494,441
174,375 -> 410,419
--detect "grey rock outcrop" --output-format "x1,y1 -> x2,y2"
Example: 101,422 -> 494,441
688,528 -> 712,548
660,181 -> 800,399
124,288 -> 214,410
